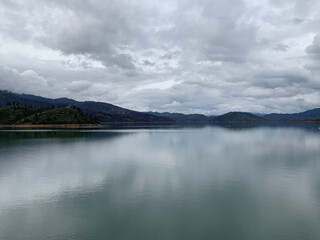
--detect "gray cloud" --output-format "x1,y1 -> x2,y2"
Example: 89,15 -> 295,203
0,0 -> 319,114
273,44 -> 289,52
305,33 -> 320,73
306,34 -> 320,59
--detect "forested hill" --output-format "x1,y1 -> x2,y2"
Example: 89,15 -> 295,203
0,105 -> 98,125
2,90 -> 319,124
0,90 -> 173,123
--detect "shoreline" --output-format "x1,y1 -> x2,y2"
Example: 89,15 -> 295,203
0,124 -> 100,129
100,121 -> 175,125
0,122 -> 175,128
0,120 -> 318,129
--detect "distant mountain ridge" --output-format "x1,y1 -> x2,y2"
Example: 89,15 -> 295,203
0,90 -> 173,123
210,112 -> 268,123
264,108 -> 320,121
147,112 -> 210,123
1,90 -> 319,124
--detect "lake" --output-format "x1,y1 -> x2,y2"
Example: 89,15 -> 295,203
0,124 -> 320,240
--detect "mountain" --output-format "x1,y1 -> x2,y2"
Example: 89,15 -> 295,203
264,108 -> 320,121
0,105 -> 98,124
147,112 -> 209,123
2,90 -> 319,124
210,112 -> 268,123
0,90 -> 174,123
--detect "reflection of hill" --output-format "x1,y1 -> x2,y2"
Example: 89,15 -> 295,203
0,130 -> 131,145
100,123 -> 209,130
211,121 -> 320,132
210,122 -> 263,130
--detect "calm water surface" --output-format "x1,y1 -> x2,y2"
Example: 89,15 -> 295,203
0,125 -> 320,240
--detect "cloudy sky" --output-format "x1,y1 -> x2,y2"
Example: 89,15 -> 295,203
0,0 -> 319,114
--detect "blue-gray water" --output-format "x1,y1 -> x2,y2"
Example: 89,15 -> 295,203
0,125 -> 320,240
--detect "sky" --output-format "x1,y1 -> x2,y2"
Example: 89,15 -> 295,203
0,0 -> 319,114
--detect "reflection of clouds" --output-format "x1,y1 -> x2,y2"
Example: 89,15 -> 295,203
0,131 -> 130,209
0,143 -> 105,209
1,127 -> 319,206
0,127 -> 320,238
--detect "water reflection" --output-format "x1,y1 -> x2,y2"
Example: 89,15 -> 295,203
0,126 -> 320,240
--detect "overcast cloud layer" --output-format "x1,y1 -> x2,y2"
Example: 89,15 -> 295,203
0,0 -> 319,114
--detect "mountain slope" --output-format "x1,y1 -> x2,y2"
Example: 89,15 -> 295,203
0,105 -> 98,124
264,108 -> 320,121
0,90 -> 174,123
210,112 -> 268,123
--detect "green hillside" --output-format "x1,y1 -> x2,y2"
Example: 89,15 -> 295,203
0,90 -> 174,123
0,105 -> 98,125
